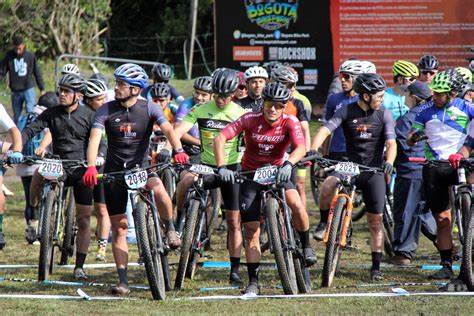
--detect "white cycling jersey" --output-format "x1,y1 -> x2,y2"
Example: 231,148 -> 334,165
0,104 -> 15,134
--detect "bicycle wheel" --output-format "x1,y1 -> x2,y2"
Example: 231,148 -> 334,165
460,193 -> 473,290
186,252 -> 200,279
161,167 -> 175,199
60,189 -> 76,265
310,163 -> 321,207
135,200 -> 166,300
38,190 -> 57,281
161,253 -> 172,291
174,199 -> 200,290
383,199 -> 395,257
294,255 -> 311,293
266,197 -> 298,294
321,196 -> 346,288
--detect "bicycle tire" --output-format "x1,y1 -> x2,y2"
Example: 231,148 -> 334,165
186,251 -> 200,279
161,253 -> 172,291
460,193 -> 473,290
174,199 -> 200,290
38,190 -> 57,281
383,199 -> 395,257
161,168 -> 175,199
135,200 -> 166,300
294,256 -> 311,293
310,163 -> 320,207
351,205 -> 366,222
321,196 -> 346,288
267,197 -> 298,294
60,189 -> 76,265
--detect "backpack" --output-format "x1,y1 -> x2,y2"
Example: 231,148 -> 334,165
17,112 -> 44,156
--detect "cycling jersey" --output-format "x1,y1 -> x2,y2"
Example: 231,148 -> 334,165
141,83 -> 182,101
221,112 -> 304,171
175,97 -> 199,138
293,90 -> 312,117
410,98 -> 474,160
0,104 -> 15,133
284,98 -> 309,122
159,101 -> 179,124
92,99 -> 168,170
382,87 -> 408,121
236,95 -> 264,112
325,102 -> 395,167
183,100 -> 245,166
22,105 -> 95,161
324,92 -> 358,154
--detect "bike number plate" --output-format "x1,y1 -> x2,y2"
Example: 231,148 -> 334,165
38,159 -> 64,180
335,162 -> 360,176
189,164 -> 214,175
155,141 -> 166,152
253,166 -> 278,184
125,170 -> 148,189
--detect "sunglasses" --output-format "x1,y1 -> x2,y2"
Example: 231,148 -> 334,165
57,87 -> 75,95
402,77 -> 416,83
421,70 -> 436,76
154,98 -> 168,103
215,93 -> 233,99
339,73 -> 353,81
114,80 -> 131,88
263,101 -> 286,110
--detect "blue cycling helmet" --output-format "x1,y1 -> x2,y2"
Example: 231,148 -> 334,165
114,63 -> 148,88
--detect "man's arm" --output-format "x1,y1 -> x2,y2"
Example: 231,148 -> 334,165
21,113 -> 49,145
300,121 -> 311,151
35,129 -> 52,157
8,126 -> 22,152
87,128 -> 103,167
214,133 -> 228,167
385,139 -> 397,165
311,126 -> 332,151
174,122 -> 200,146
159,121 -> 185,151
164,121 -> 194,150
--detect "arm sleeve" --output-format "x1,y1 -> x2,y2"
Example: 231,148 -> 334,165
324,106 -> 346,132
33,54 -> 45,91
220,113 -> 246,140
294,99 -> 309,122
21,110 -> 50,144
383,109 -> 396,140
92,105 -> 109,130
182,106 -> 200,125
0,104 -> 15,131
175,102 -> 190,123
147,101 -> 168,125
288,116 -> 305,147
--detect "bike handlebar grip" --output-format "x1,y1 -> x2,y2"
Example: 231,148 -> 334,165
300,154 -> 319,163
408,157 -> 427,162
97,174 -> 104,180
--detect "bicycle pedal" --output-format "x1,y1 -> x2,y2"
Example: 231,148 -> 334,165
342,245 -> 359,251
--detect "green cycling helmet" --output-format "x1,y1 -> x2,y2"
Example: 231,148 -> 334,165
455,67 -> 472,84
429,71 -> 457,93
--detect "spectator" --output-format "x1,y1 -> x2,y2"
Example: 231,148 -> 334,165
0,35 -> 45,124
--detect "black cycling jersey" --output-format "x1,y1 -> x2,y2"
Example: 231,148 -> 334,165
324,102 -> 395,167
21,104 -> 95,161
92,98 -> 167,170
236,95 -> 264,112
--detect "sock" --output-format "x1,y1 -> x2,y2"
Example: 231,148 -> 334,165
117,268 -> 129,286
371,252 -> 382,271
75,252 -> 87,269
98,238 -> 108,249
440,249 -> 453,265
230,257 -> 240,275
0,214 -> 3,233
320,209 -> 329,224
164,219 -> 175,231
297,230 -> 310,249
247,262 -> 260,284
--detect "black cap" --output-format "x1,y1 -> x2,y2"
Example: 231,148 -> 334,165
12,35 -> 24,46
400,81 -> 432,100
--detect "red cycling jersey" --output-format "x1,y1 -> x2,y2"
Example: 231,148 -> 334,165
221,112 -> 304,170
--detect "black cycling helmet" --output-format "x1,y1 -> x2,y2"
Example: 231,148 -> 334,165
212,68 -> 239,94
418,55 -> 439,71
264,61 -> 283,75
58,73 -> 86,93
353,73 -> 386,95
193,76 -> 213,93
443,68 -> 465,92
150,83 -> 171,99
262,81 -> 291,103
37,91 -> 59,108
152,62 -> 171,82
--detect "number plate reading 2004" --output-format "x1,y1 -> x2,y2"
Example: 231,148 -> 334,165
38,159 -> 64,180
334,162 -> 360,176
125,170 -> 148,189
253,166 -> 278,184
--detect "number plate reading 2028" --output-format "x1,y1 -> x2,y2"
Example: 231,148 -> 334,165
38,159 -> 64,180
125,170 -> 148,189
253,166 -> 278,184
334,162 -> 360,176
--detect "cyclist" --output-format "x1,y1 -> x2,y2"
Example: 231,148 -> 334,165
83,78 -> 110,261
382,60 -> 419,120
171,68 -> 246,285
407,70 -> 474,279
233,72 -> 248,101
141,62 -> 185,103
214,82 -> 316,295
0,103 -> 23,249
150,83 -> 179,124
174,76 -> 213,162
21,73 -> 95,280
453,67 -> 473,101
236,66 -> 268,112
391,81 -> 437,265
83,63 -> 188,295
263,61 -> 283,75
311,73 -> 397,280
61,63 -> 80,75
417,55 -> 439,84
315,59 -> 366,241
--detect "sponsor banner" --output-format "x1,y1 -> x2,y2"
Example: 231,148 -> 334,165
215,0 -> 333,103
331,0 -> 474,86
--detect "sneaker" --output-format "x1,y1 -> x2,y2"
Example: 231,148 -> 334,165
166,230 -> 181,249
370,269 -> 384,281
96,245 -> 107,262
303,248 -> 317,267
229,272 -> 244,286
74,268 -> 88,281
25,225 -> 38,245
0,233 -> 6,250
313,222 -> 327,241
432,262 -> 454,280
387,254 -> 411,266
2,184 -> 14,197
242,282 -> 260,295
439,278 -> 468,292
111,283 -> 131,296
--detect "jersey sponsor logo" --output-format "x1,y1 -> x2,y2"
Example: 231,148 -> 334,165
114,118 -> 120,123
251,132 -> 285,142
257,124 -> 263,132
258,143 -> 274,151
245,0 -> 298,31
432,114 -> 437,119
198,118 -> 229,130
119,123 -> 137,138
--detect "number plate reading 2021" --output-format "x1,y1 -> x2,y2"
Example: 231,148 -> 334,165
125,170 -> 148,189
253,166 -> 278,184
38,159 -> 64,180
189,164 -> 214,175
335,162 -> 360,176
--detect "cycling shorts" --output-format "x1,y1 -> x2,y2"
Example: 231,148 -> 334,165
239,171 -> 295,223
422,163 -> 458,214
64,166 -> 93,206
202,163 -> 240,211
93,165 -> 106,204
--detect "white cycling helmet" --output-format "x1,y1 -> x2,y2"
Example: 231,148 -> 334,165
339,60 -> 364,75
244,66 -> 268,81
271,66 -> 298,84
361,61 -> 377,74
62,63 -> 80,75
85,79 -> 108,98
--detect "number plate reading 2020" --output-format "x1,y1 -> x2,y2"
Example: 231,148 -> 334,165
125,170 -> 148,189
38,159 -> 64,180
253,166 -> 278,184
334,162 -> 360,176
189,164 -> 214,175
